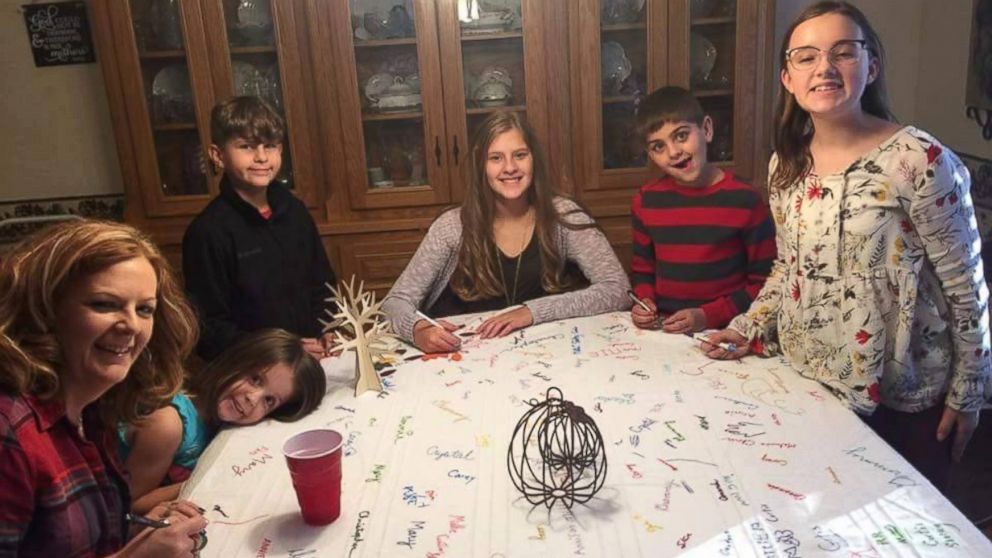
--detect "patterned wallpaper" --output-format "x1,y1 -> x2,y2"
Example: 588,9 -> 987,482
0,195 -> 124,247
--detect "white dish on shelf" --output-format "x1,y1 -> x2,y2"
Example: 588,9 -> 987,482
461,10 -> 512,33
364,73 -> 394,102
376,93 -> 422,112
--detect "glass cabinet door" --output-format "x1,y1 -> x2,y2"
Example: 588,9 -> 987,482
317,0 -> 450,210
670,0 -> 760,180
120,0 -> 216,216
434,0 -> 550,201
572,0 -> 667,192
201,0 -> 316,205
687,0 -> 736,165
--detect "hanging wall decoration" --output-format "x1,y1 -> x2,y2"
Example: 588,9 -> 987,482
22,2 -> 96,67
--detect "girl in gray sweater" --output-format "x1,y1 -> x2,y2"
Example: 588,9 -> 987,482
382,111 -> 630,353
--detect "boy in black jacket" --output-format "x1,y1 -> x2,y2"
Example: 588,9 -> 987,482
183,96 -> 336,361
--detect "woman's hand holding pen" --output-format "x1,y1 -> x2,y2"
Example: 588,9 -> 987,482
117,500 -> 207,558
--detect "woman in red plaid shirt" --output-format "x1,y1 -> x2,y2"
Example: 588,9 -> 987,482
0,221 -> 207,557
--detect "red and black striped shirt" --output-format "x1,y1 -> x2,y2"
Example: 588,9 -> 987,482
631,172 -> 776,328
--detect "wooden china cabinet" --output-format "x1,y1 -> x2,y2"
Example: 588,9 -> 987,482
89,0 -> 774,293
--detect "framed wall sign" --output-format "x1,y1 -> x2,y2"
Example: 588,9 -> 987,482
22,2 -> 96,67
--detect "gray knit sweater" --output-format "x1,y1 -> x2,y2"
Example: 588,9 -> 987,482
382,197 -> 631,342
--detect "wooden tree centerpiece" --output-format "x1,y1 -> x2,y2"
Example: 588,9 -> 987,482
321,276 -> 398,396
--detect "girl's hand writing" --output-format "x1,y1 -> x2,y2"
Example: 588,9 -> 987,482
413,318 -> 461,353
699,329 -> 750,360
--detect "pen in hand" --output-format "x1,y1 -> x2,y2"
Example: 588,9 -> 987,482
692,332 -> 737,353
415,310 -> 445,329
125,513 -> 171,529
627,290 -> 654,313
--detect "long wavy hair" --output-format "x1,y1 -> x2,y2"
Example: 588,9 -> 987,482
770,1 -> 895,190
450,111 -> 592,300
0,220 -> 198,426
186,328 -> 325,428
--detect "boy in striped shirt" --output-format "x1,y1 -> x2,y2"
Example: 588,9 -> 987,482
630,86 -> 776,333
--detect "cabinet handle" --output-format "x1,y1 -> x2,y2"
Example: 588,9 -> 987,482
434,136 -> 442,167
453,135 -> 460,165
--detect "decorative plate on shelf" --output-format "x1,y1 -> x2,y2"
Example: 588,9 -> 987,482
151,64 -> 193,123
601,41 -> 632,94
690,32 -> 717,84
234,0 -> 273,44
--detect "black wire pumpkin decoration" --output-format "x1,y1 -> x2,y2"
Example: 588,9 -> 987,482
507,387 -> 607,509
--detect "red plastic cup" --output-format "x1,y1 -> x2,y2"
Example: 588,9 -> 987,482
282,429 -> 344,525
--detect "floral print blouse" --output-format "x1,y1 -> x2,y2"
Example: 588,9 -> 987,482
730,127 -> 990,414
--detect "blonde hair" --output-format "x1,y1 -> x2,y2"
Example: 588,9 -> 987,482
0,220 -> 198,425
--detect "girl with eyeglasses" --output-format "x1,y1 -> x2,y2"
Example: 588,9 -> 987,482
700,1 -> 989,491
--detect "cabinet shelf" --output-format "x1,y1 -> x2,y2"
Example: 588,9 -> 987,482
139,49 -> 185,60
459,30 -> 523,42
362,110 -> 424,122
691,16 -> 736,26
229,45 -> 277,55
602,95 -> 638,105
601,23 -> 647,32
353,37 -> 418,48
694,88 -> 734,98
465,104 -> 525,115
152,122 -> 197,132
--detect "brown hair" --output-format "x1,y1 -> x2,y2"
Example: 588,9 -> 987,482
187,329 -> 325,427
449,111 -> 593,301
0,220 -> 197,426
210,96 -> 285,146
771,1 -> 894,190
635,85 -> 706,144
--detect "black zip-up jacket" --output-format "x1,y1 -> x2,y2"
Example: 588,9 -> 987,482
182,178 -> 336,360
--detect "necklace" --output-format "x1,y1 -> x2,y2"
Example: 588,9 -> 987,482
496,243 -> 524,307
494,215 -> 533,307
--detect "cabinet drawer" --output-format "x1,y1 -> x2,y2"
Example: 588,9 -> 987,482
331,231 -> 426,297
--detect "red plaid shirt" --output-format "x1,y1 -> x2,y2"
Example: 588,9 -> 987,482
0,393 -> 129,557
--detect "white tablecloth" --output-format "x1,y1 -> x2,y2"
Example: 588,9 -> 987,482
184,312 -> 991,557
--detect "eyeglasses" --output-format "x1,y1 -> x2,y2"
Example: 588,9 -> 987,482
785,40 -> 868,71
